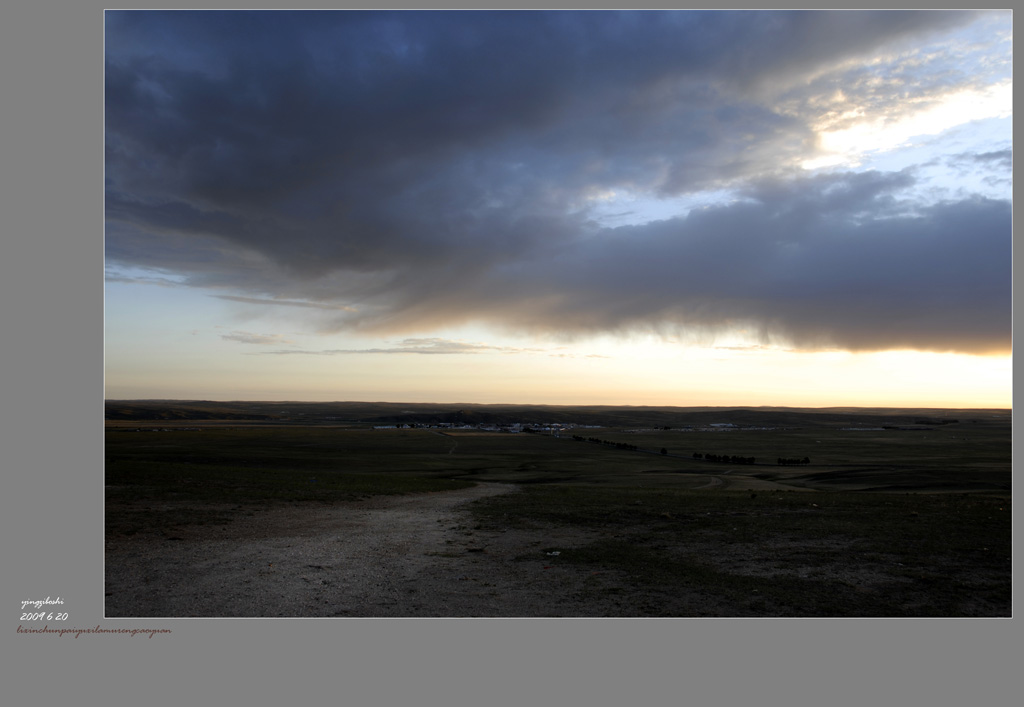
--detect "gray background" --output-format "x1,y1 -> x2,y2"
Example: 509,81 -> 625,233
2,1 -> 1017,705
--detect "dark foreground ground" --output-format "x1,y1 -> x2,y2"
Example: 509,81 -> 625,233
105,405 -> 1011,617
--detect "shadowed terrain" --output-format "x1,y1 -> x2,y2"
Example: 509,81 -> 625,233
106,402 -> 1011,616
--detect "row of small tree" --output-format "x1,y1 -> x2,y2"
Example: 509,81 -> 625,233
692,452 -> 756,465
567,435 -> 810,466
572,435 -> 639,452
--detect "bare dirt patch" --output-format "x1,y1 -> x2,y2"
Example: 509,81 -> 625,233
106,483 -> 633,617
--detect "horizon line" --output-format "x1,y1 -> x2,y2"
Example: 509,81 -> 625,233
104,398 -> 1012,412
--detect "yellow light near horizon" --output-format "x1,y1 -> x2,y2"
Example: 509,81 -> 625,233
104,318 -> 1012,409
555,339 -> 1012,409
838,349 -> 1011,408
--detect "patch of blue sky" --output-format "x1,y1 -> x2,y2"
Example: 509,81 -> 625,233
105,263 -> 192,287
586,187 -> 742,228
105,277 -> 219,341
818,114 -> 1011,204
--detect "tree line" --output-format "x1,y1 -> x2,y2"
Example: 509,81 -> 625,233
569,435 -> 811,466
572,435 -> 639,452
691,452 -> 756,465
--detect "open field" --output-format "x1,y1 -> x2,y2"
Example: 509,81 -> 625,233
105,403 -> 1011,616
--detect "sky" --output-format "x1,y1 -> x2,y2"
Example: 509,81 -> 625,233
104,9 -> 1012,408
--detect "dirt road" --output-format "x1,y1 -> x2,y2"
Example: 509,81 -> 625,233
105,483 -> 618,617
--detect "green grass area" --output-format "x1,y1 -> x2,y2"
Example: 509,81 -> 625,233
106,428 -> 477,535
107,420 -> 1011,499
106,427 -> 716,488
588,422 -> 1010,492
468,485 -> 1011,616
106,460 -> 473,504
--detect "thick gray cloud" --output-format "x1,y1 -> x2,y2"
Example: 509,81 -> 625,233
105,10 -> 1011,354
220,331 -> 293,345
326,172 -> 1010,353
256,338 -> 539,356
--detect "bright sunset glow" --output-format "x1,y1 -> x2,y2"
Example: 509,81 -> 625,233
805,81 -> 1012,169
105,10 -> 1011,409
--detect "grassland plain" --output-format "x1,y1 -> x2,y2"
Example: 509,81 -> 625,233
105,405 -> 1011,617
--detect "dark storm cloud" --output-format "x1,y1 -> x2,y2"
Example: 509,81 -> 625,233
334,172 -> 1009,354
105,10 -> 1010,354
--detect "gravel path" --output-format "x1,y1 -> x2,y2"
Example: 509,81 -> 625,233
105,483 -> 618,618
